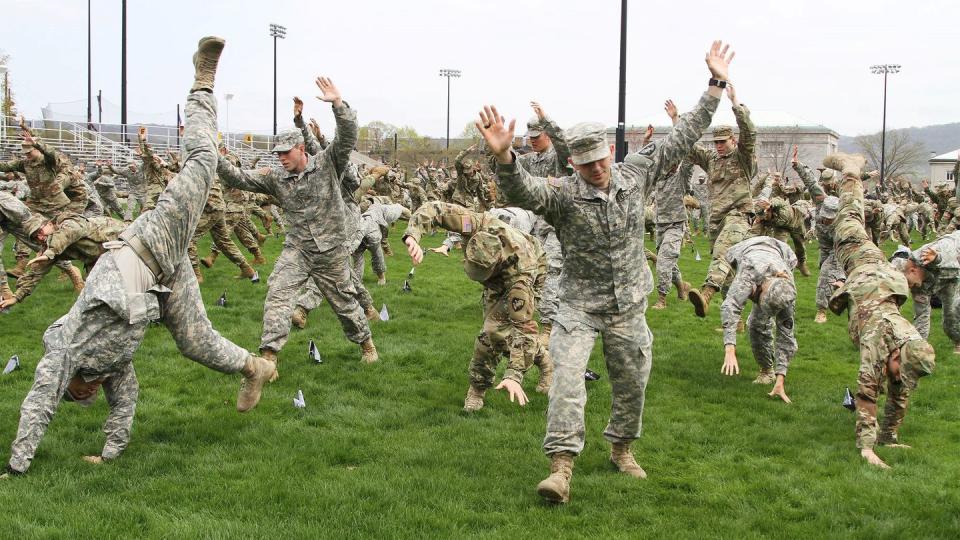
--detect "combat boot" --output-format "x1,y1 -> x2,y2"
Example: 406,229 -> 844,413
0,281 -> 13,303
63,265 -> 85,293
537,452 -> 575,504
688,284 -> 718,318
200,252 -> 218,268
753,369 -> 776,385
822,152 -> 866,178
291,306 -> 308,329
236,264 -> 257,280
237,355 -> 277,412
262,213 -> 274,232
610,442 -> 647,479
360,338 -> 379,364
251,249 -> 266,265
463,385 -> 486,411
7,258 -> 27,279
535,351 -> 554,394
261,349 -> 280,383
814,309 -> 827,324
193,266 -> 204,284
652,294 -> 667,310
376,273 -> 386,286
364,305 -> 379,321
383,243 -> 395,257
677,281 -> 691,301
797,260 -> 811,277
191,36 -> 225,93
256,232 -> 267,246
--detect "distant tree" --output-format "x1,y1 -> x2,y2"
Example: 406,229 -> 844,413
0,51 -> 17,119
459,121 -> 480,140
855,129 -> 926,184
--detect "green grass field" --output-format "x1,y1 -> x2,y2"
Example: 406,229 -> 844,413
2,229 -> 959,538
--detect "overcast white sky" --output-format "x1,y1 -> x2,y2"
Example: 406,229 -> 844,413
3,0 -> 958,137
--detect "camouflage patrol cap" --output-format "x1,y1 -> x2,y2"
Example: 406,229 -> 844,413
819,196 -> 840,220
24,214 -> 49,237
710,125 -> 735,142
899,339 -> 935,390
463,230 -> 503,282
820,169 -> 835,181
271,129 -> 305,153
760,276 -> 796,315
566,122 -> 610,165
526,116 -> 545,138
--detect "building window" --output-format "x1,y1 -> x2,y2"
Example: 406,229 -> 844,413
761,141 -> 785,155
949,172 -> 955,181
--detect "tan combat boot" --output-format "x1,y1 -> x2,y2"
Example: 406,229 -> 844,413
0,281 -> 13,303
237,264 -> 257,280
291,306 -> 308,329
535,351 -> 554,394
688,284 -> 718,318
822,152 -> 865,178
200,252 -> 218,268
237,355 -> 277,412
376,273 -> 386,286
463,385 -> 486,412
652,294 -> 667,310
677,281 -> 691,301
383,243 -> 395,257
610,442 -> 647,479
191,36 -> 225,93
8,258 -> 27,279
256,232 -> 267,246
360,338 -> 379,364
193,266 -> 204,284
797,260 -> 811,277
753,369 -> 776,384
261,349 -> 280,383
537,452 -> 575,504
814,309 -> 827,324
63,265 -> 85,293
364,305 -> 379,321
251,249 -> 266,265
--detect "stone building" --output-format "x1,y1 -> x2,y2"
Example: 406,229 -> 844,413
928,149 -> 959,187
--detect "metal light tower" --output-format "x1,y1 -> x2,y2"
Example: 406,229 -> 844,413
869,64 -> 901,188
269,23 -> 286,136
439,68 -> 461,149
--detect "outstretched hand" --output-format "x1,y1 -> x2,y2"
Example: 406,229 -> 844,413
530,101 -> 546,121
791,145 -> 799,165
664,99 -> 678,123
404,237 -> 424,265
315,77 -> 343,108
705,40 -> 735,81
721,346 -> 740,376
475,105 -> 516,164
495,379 -> 528,406
293,96 -> 304,119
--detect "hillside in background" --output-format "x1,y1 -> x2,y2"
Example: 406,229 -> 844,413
839,122 -> 960,176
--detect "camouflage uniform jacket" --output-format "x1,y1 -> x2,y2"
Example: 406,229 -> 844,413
217,103 -> 358,253
453,148 -> 493,210
655,162 -> 694,224
0,191 -> 41,248
913,231 -> 960,295
686,104 -> 758,223
720,236 -> 797,345
496,92 -> 719,313
402,201 -> 545,295
140,141 -> 174,200
0,140 -> 80,217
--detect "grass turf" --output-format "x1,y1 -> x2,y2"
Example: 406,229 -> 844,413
1,229 -> 959,538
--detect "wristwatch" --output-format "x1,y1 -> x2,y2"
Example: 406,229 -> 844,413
709,78 -> 728,89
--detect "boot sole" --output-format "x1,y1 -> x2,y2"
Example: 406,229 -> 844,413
537,484 -> 569,504
689,291 -> 707,318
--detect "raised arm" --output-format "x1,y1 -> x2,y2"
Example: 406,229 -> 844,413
792,146 -> 825,204
217,157 -> 274,195
730,85 -> 758,179
531,101 -> 572,174
314,77 -> 357,177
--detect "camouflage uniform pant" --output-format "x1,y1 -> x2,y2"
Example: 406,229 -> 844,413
211,211 -> 259,257
123,190 -> 147,221
261,243 -> 371,353
543,302 -> 652,456
353,229 -> 386,279
294,253 -> 375,313
470,281 -> 545,390
912,281 -> 960,345
855,315 -> 912,449
655,221 -> 685,296
188,209 -> 248,270
747,302 -> 797,376
815,252 -> 845,310
99,191 -> 126,219
538,232 -> 562,326
705,212 -> 753,290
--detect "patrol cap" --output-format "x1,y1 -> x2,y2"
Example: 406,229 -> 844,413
566,122 -> 610,166
819,196 -> 839,220
24,214 -> 49,237
526,116 -> 545,138
463,230 -> 502,283
760,276 -> 796,315
271,129 -> 305,153
820,169 -> 835,181
899,339 -> 935,390
710,125 -> 735,142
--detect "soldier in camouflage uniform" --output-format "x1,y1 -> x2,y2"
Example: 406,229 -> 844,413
108,161 -> 147,221
202,149 -> 266,271
825,152 -> 935,469
137,129 -> 175,211
685,82 -> 758,317
1,37 -> 276,478
478,40 -> 732,503
718,236 -> 797,402
403,201 -> 551,408
87,161 -> 127,218
216,77 -> 378,372
354,203 -> 410,284
890,231 -> 960,354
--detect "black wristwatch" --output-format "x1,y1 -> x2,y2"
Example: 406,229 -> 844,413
709,78 -> 728,89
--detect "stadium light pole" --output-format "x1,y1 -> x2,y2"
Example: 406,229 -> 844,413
615,0 -> 627,162
269,23 -> 286,136
87,0 -> 92,127
439,69 -> 460,149
121,0 -> 127,142
870,64 -> 900,189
